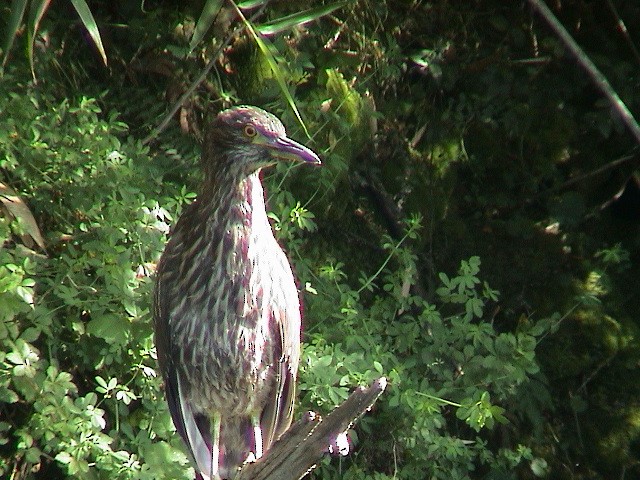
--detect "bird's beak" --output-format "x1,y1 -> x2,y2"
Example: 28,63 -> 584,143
267,135 -> 321,165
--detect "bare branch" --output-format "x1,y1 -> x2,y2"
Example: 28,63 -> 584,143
527,0 -> 640,146
236,377 -> 387,480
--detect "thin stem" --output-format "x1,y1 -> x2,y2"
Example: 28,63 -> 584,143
414,391 -> 462,408
528,0 -> 640,146
605,0 -> 640,66
142,3 -> 269,145
357,224 -> 417,294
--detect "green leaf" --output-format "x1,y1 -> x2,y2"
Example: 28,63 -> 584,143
13,363 -> 36,377
256,2 -> 348,36
0,386 -> 19,403
189,0 -> 223,52
373,361 -> 383,374
5,351 -> 23,365
465,297 -> 483,319
87,314 -> 129,345
69,0 -> 107,66
15,285 -> 34,305
2,0 -> 28,70
26,0 -> 51,80
19,327 -> 40,342
95,375 -> 109,390
232,3 -> 309,137
530,457 -> 549,477
316,355 -> 332,367
237,0 -> 267,9
55,451 -> 73,465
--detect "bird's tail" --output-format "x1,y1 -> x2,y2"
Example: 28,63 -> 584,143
217,417 -> 253,479
175,377 -> 259,479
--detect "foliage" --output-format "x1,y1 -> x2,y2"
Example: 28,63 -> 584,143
1,0 -> 107,77
0,78 -> 196,479
298,240 -> 554,479
0,74 -> 551,479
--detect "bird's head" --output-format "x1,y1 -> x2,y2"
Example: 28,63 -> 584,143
203,106 -> 320,180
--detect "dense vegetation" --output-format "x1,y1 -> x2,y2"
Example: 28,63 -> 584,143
1,1 -> 639,479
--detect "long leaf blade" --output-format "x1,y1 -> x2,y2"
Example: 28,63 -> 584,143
27,0 -> 51,80
256,2 -> 347,36
255,31 -> 309,137
189,0 -> 223,52
231,2 -> 309,137
237,0 -> 268,10
69,0 -> 108,65
2,0 -> 28,70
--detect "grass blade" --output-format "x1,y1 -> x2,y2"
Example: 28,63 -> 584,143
231,2 -> 309,137
2,0 -> 28,70
69,0 -> 108,66
237,0 -> 268,10
27,0 -> 51,80
257,2 -> 347,36
189,0 -> 223,52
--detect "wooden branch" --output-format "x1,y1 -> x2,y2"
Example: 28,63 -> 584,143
236,377 -> 387,480
527,0 -> 640,146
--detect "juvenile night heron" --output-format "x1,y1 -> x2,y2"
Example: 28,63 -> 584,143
153,106 -> 320,480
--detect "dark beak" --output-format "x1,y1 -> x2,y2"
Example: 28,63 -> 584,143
268,135 -> 321,165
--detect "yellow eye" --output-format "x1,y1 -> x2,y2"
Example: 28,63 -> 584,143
244,125 -> 257,137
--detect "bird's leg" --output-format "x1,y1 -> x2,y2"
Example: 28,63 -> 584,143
251,414 -> 263,459
210,411 -> 222,480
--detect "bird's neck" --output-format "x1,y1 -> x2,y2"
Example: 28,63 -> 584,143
201,170 -> 271,241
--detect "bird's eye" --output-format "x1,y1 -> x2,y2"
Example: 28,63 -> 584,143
244,125 -> 257,138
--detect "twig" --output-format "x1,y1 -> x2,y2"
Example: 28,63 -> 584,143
578,355 -> 615,392
527,0 -> 640,146
558,153 -> 638,190
142,3 -> 269,145
569,391 -> 585,451
605,0 -> 640,67
537,152 -> 639,200
235,377 -> 387,480
142,39 -> 231,145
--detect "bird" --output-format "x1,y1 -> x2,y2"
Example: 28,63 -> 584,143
152,105 -> 320,480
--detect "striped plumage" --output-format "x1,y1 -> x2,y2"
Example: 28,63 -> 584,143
153,106 -> 320,480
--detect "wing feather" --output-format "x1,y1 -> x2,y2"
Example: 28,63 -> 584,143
154,256 -> 213,478
260,296 -> 300,449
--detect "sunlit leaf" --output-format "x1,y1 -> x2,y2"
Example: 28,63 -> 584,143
55,451 -> 73,465
2,0 -> 28,70
189,0 -> 223,52
87,314 -> 129,346
256,2 -> 347,36
236,0 -> 267,10
531,457 -> 549,477
0,387 -> 19,404
70,0 -> 107,66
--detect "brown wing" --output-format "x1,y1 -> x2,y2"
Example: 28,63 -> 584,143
153,214 -> 215,476
259,279 -> 301,450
